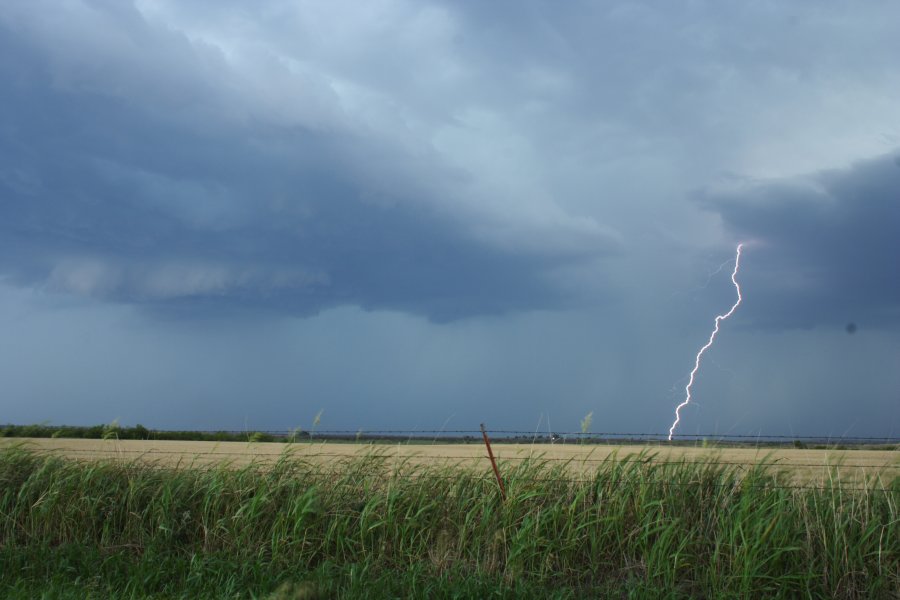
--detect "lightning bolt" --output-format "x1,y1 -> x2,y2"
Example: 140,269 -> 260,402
668,243 -> 744,441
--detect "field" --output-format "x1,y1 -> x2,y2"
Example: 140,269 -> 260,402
3,437 -> 899,484
2,438 -> 898,598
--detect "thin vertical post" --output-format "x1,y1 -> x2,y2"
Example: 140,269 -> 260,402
480,423 -> 506,501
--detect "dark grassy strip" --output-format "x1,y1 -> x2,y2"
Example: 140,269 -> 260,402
1,447 -> 898,599
5,423 -> 899,449
0,423 -> 279,443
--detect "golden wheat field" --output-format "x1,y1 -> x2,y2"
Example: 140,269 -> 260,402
3,437 -> 897,486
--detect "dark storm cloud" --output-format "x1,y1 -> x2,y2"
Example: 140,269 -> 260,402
702,152 -> 900,330
0,2 -> 616,321
1,0 -> 899,438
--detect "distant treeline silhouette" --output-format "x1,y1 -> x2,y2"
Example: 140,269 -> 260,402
2,423 -> 898,449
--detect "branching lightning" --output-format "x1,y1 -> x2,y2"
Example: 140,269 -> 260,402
668,243 -> 744,441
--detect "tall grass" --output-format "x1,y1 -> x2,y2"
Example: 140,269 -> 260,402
1,446 -> 897,598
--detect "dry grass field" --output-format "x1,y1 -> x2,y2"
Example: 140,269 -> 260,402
4,437 -> 897,485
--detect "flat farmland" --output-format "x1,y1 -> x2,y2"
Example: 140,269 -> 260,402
4,437 -> 897,485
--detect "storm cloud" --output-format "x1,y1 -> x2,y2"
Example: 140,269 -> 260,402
1,1 -> 898,435
703,152 -> 900,331
0,0 -> 618,321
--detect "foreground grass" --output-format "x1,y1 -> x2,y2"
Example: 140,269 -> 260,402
1,447 -> 897,598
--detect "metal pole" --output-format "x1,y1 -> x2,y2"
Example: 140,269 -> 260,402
480,423 -> 506,501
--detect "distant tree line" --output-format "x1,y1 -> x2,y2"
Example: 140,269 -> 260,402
2,424 -> 893,449
0,423 -> 279,443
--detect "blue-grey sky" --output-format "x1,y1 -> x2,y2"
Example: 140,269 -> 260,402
2,0 -> 898,437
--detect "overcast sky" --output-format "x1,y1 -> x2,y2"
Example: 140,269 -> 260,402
2,0 -> 898,437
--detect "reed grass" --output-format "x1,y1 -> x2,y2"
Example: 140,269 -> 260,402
1,446 -> 897,598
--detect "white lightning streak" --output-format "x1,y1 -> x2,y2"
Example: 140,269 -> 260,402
668,243 -> 744,441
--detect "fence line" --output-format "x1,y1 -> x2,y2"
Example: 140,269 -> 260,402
137,429 -> 900,442
4,424 -> 899,443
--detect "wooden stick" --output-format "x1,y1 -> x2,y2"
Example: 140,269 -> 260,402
480,423 -> 506,501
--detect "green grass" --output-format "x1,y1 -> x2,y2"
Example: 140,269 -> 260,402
1,446 -> 897,598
